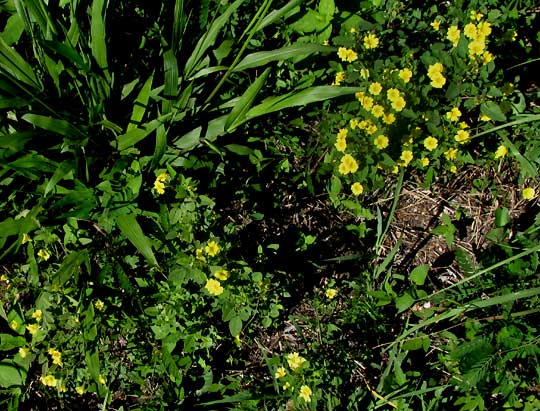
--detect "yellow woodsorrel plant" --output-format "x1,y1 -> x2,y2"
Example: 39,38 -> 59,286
325,4 -> 525,208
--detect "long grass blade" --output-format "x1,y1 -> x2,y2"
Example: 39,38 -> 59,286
116,214 -> 158,267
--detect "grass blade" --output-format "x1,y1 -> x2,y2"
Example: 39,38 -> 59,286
0,37 -> 41,90
90,0 -> 108,77
128,74 -> 154,131
22,113 -> 84,137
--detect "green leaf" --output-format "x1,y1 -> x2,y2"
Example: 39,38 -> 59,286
162,50 -> 178,115
90,0 -> 108,76
116,214 -> 158,266
0,361 -> 24,387
128,74 -> 154,131
410,264 -> 429,286
85,350 -> 100,380
0,334 -> 25,351
22,114 -> 83,138
233,43 -> 330,71
0,37 -> 41,89
495,207 -> 510,227
52,250 -> 89,287
225,68 -> 270,132
184,0 -> 243,78
117,118 -> 163,151
1,14 -> 24,45
258,0 -> 302,31
480,101 -> 506,122
225,144 -> 255,156
44,161 -> 73,196
396,292 -> 414,313
229,316 -> 242,337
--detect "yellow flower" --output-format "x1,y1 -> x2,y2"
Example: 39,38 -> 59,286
450,165 -> 458,173
420,157 -> 430,167
98,375 -> 106,385
153,173 -> 168,195
40,374 -> 57,387
387,88 -> 400,102
522,187 -> 536,200
19,347 -> 30,358
205,240 -> 220,257
431,20 -> 441,31
350,27 -> 357,33
363,33 -> 379,49
299,385 -> 312,403
337,47 -> 358,63
214,269 -> 230,281
360,68 -> 369,79
205,278 -> 224,296
351,183 -> 364,196
477,21 -> 492,38
471,10 -> 484,21
447,25 -> 461,47
366,124 -> 378,135
359,95 -> 374,110
22,233 -> 32,244
374,135 -> 389,150
391,96 -> 406,112
195,248 -> 205,261
455,130 -> 470,144
400,150 -> 413,166
371,104 -> 384,118
37,249 -> 51,261
10,320 -> 18,330
32,309 -> 43,322
287,352 -> 306,370
480,113 -> 492,121
494,145 -> 508,159
444,147 -> 458,161
349,119 -> 359,129
369,82 -> 383,95
399,68 -> 412,83
274,366 -> 286,379
430,72 -> 446,88
283,381 -> 291,391
482,51 -> 494,65
332,71 -> 346,86
468,39 -> 485,56
26,323 -> 39,335
338,154 -> 359,175
446,107 -> 461,122
383,113 -> 396,124
424,136 -> 438,151
75,385 -> 85,395
459,121 -> 469,129
94,300 -> 105,311
335,138 -> 347,152
427,63 -> 444,77
337,128 -> 348,140
464,22 -> 477,39
326,288 -> 338,299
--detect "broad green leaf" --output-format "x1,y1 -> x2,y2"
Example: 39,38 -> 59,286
189,65 -> 228,81
481,101 -> 506,122
53,250 -> 89,286
162,50 -> 178,115
247,86 -> 361,122
258,0 -> 302,31
19,0 -> 56,39
128,74 -> 154,131
22,114 -> 83,137
0,334 -> 25,351
410,264 -> 429,286
85,349 -> 100,380
396,292 -> 414,313
0,37 -> 41,89
495,207 -> 510,227
90,0 -> 108,76
42,40 -> 90,71
1,14 -> 24,45
319,0 -> 335,16
121,78 -> 139,100
234,43 -> 330,72
229,316 -> 242,337
117,118 -> 163,151
225,144 -> 255,156
225,67 -> 270,132
0,361 -> 24,387
116,214 -> 158,266
184,0 -> 243,78
44,161 -> 73,196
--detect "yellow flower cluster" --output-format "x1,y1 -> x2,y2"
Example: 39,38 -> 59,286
338,154 -> 359,175
32,309 -> 42,322
153,172 -> 169,195
205,278 -> 224,296
287,352 -> 306,370
337,47 -> 358,63
48,348 -> 63,367
447,17 -> 493,64
386,88 -> 406,112
40,374 -> 57,387
427,62 -> 446,88
363,33 -> 379,49
332,71 -> 346,86
335,128 -> 348,152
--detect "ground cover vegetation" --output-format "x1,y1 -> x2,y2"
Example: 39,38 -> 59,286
0,0 -> 539,409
